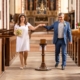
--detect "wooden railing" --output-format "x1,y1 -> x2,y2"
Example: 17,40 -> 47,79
67,29 -> 80,66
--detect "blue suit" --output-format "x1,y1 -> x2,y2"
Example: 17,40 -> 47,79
45,21 -> 72,66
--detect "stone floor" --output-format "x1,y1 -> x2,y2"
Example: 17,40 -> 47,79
0,32 -> 80,80
30,32 -> 55,52
0,52 -> 80,80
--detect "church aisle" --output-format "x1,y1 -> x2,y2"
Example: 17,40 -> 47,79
0,52 -> 80,80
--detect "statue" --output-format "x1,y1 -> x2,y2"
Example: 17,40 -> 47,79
40,0 -> 45,14
40,0 -> 44,11
36,0 -> 46,14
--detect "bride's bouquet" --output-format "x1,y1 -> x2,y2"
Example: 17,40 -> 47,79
14,29 -> 23,37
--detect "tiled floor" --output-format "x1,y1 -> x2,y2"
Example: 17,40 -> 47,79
0,52 -> 80,80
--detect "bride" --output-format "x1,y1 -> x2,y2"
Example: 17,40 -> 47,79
14,14 -> 43,69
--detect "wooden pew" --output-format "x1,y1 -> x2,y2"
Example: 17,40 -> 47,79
73,36 -> 77,63
0,29 -> 17,67
0,38 -> 2,74
72,36 -> 74,60
5,36 -> 17,66
71,29 -> 80,65
75,31 -> 80,66
77,37 -> 80,66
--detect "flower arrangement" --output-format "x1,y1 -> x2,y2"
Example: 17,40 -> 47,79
14,29 -> 23,37
76,22 -> 80,28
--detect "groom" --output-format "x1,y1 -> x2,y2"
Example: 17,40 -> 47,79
42,13 -> 72,70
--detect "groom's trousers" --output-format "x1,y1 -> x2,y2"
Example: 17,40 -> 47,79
55,38 -> 67,66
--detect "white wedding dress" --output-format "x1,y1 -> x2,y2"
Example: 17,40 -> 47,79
14,22 -> 31,52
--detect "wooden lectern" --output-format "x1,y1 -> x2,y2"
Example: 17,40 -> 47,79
35,39 -> 51,71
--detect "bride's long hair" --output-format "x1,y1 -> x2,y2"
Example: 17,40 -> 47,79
17,14 -> 27,26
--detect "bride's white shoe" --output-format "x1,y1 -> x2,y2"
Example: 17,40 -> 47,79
20,67 -> 24,70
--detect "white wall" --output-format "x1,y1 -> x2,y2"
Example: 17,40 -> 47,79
15,0 -> 22,13
15,0 -> 25,14
61,0 -> 68,13
68,0 -> 76,12
10,0 -> 15,15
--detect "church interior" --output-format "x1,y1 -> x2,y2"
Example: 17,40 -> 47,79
0,0 -> 80,80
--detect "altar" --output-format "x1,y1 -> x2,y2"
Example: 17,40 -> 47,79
25,0 -> 58,31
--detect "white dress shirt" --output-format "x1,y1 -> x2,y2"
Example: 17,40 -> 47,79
58,22 -> 64,38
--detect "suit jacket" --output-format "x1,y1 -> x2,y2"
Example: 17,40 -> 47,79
44,21 -> 72,44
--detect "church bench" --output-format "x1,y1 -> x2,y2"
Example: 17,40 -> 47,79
77,37 -> 80,66
5,36 -> 17,66
70,29 -> 80,66
0,38 -> 2,74
0,29 -> 17,67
